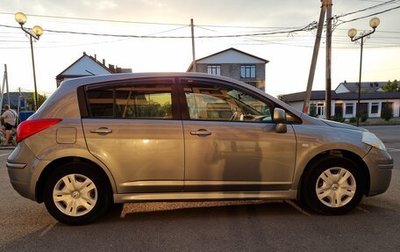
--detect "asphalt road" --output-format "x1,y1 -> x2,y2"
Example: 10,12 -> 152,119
0,125 -> 399,251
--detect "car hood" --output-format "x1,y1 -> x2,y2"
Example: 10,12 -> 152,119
320,119 -> 367,131
298,113 -> 367,132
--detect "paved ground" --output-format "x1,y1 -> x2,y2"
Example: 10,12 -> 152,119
0,125 -> 399,251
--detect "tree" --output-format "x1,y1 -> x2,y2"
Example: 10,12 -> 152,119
26,93 -> 47,110
382,80 -> 399,92
277,95 -> 287,102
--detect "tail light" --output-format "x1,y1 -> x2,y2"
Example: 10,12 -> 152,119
16,118 -> 62,143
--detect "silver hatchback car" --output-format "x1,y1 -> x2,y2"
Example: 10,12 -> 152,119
7,73 -> 393,225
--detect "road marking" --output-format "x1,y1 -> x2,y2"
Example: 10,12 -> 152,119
284,200 -> 312,216
387,148 -> 400,153
0,153 -> 10,157
39,223 -> 56,237
356,206 -> 370,213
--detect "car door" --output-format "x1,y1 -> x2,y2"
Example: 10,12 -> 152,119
180,78 -> 297,192
81,78 -> 184,193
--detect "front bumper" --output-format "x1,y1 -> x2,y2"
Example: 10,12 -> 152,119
363,147 -> 393,196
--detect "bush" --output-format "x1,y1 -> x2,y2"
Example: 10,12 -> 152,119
309,106 -> 318,117
349,117 -> 357,123
332,112 -> 345,122
360,113 -> 368,122
381,105 -> 393,121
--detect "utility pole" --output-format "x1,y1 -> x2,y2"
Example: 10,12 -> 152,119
303,0 -> 327,114
1,64 -> 10,109
325,0 -> 333,120
190,18 -> 197,72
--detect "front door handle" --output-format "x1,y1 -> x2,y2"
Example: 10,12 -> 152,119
90,127 -> 112,135
190,129 -> 212,136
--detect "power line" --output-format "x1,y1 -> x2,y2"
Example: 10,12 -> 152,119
0,2 -> 398,50
335,0 -> 400,18
0,21 -> 317,39
0,11 -> 316,31
0,11 -> 187,26
338,5 -> 400,24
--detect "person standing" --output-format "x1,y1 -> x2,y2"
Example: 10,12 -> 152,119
1,104 -> 17,145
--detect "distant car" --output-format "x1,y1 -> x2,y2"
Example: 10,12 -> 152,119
7,73 -> 393,225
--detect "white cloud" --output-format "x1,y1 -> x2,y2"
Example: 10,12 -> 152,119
139,0 -> 166,8
96,1 -> 118,10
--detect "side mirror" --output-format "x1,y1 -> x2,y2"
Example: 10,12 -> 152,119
274,108 -> 287,133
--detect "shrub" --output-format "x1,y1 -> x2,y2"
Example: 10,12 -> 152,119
381,105 -> 393,121
349,117 -> 357,123
360,113 -> 368,122
332,112 -> 345,122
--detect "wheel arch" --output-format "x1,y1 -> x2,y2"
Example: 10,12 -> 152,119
35,156 -> 116,203
297,149 -> 371,201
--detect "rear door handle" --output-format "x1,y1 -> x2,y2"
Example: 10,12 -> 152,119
190,129 -> 212,136
90,127 -> 112,135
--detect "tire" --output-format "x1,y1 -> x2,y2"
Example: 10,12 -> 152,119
43,162 -> 112,225
301,156 -> 365,215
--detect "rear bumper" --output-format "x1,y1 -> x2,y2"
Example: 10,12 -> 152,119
7,143 -> 48,201
363,147 -> 393,196
7,160 -> 33,200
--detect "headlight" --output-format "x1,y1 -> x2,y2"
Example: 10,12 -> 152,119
362,131 -> 386,151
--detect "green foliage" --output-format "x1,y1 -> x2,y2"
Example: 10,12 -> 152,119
349,117 -> 357,123
332,112 -> 345,122
277,95 -> 287,102
309,105 -> 318,117
381,104 -> 393,121
360,112 -> 368,122
26,93 -> 47,110
382,80 -> 399,92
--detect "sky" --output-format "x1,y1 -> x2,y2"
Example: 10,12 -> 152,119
0,0 -> 399,97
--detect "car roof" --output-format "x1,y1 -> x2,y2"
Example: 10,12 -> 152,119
59,72 -> 243,89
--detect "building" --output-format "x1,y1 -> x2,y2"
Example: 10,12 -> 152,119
187,48 -> 269,90
281,81 -> 400,119
56,52 -> 132,87
1,92 -> 32,110
335,81 -> 386,94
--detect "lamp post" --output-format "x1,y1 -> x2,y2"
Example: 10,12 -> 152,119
348,17 -> 380,127
15,12 -> 43,111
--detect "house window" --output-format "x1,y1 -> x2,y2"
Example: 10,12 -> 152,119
207,65 -> 221,76
309,103 -> 324,117
370,102 -> 379,114
240,65 -> 256,79
345,103 -> 354,115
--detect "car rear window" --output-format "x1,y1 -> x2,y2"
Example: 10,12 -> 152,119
85,83 -> 173,119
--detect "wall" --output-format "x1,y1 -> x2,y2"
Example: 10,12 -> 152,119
286,99 -> 400,119
196,63 -> 265,90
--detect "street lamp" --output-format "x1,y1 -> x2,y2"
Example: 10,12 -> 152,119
15,11 -> 43,111
348,17 -> 380,127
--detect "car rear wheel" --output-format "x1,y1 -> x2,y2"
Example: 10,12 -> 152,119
301,156 -> 365,215
43,163 -> 111,225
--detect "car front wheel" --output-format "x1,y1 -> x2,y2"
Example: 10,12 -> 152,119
301,156 -> 365,215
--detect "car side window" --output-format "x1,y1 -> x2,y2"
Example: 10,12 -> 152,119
183,83 -> 272,122
86,83 -> 173,119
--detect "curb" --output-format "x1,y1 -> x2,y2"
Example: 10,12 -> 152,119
0,146 -> 15,150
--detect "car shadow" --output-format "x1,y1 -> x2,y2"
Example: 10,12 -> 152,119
2,200 -> 399,251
